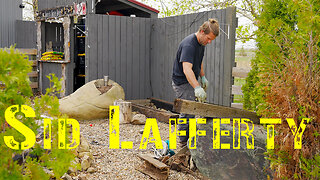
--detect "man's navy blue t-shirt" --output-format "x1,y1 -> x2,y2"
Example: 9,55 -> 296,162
172,34 -> 205,86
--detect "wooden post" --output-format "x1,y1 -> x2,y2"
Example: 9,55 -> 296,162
114,100 -> 132,124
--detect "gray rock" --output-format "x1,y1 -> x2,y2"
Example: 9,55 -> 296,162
78,135 -> 90,153
87,167 -> 96,173
81,155 -> 91,171
189,119 -> 272,180
79,174 -> 87,180
131,114 -> 147,125
61,173 -> 73,180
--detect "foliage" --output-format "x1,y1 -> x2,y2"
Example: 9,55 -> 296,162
243,0 -> 320,178
0,47 -> 75,179
140,0 -> 262,42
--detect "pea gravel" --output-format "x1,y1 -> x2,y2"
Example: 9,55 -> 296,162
74,119 -> 201,180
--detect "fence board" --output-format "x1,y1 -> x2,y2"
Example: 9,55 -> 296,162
115,16 -> 121,85
126,17 -> 133,99
0,0 -> 22,48
97,15 -> 103,79
120,16 -> 127,94
132,17 -> 140,99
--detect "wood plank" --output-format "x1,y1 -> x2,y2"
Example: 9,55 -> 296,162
30,82 -> 38,89
16,49 -> 37,55
231,103 -> 243,109
135,162 -> 168,180
128,99 -> 151,106
232,67 -> 250,78
232,85 -> 243,95
28,71 -> 38,78
132,103 -> 179,124
137,154 -> 169,170
173,99 -> 260,124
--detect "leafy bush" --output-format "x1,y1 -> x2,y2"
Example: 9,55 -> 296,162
0,47 -> 75,179
243,0 -> 320,178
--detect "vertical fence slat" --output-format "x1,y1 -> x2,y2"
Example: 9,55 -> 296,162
120,16 -> 127,96
97,15 -> 103,79
115,16 -> 121,83
102,16 -> 109,82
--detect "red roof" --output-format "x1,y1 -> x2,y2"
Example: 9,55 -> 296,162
128,0 -> 159,14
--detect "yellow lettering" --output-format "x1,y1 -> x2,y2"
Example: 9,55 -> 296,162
241,119 -> 254,149
169,118 -> 177,149
260,118 -> 281,149
43,118 -> 52,149
109,106 -> 133,149
66,119 -> 80,149
139,118 -> 162,149
212,119 -> 220,149
189,118 -> 206,149
4,105 -> 36,150
109,106 -> 120,149
233,118 -> 240,149
221,118 -> 230,149
287,118 -> 310,149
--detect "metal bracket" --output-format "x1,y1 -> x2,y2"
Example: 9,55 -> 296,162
73,25 -> 88,36
219,24 -> 230,39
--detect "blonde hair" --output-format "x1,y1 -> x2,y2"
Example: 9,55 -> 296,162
198,18 -> 219,36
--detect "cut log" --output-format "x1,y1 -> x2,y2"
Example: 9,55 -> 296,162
173,99 -> 260,124
113,100 -> 132,124
132,103 -> 179,124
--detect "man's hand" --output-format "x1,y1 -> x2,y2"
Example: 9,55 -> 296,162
194,86 -> 206,102
200,76 -> 208,91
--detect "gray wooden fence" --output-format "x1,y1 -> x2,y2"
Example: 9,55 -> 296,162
86,7 -> 236,106
0,0 -> 22,48
151,8 -> 236,106
15,20 -> 37,49
86,15 -> 153,100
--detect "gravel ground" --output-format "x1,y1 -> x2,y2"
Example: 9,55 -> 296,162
76,119 -> 201,180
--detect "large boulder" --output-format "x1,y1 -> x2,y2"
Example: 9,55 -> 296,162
59,79 -> 125,120
189,119 -> 272,180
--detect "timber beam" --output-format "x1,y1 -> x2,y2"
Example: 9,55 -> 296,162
173,99 -> 260,124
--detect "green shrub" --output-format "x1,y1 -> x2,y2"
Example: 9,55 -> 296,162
243,0 -> 320,178
0,47 -> 75,179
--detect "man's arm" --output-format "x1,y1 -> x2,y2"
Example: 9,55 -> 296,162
182,62 -> 200,88
200,62 -> 205,77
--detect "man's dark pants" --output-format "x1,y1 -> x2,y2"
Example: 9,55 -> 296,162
172,81 -> 195,142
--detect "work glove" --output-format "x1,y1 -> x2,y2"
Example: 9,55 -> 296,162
200,76 -> 208,91
194,86 -> 206,103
